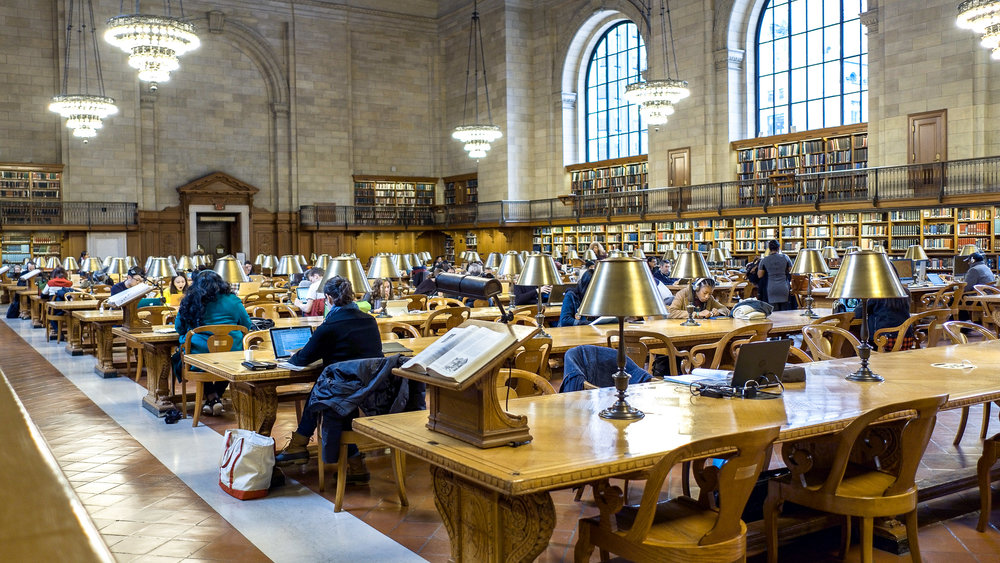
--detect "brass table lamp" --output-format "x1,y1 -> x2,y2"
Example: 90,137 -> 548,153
260,255 -> 278,276
392,254 -> 413,276
671,250 -> 712,326
791,248 -> 830,318
583,249 -> 598,261
578,257 -> 667,420
552,248 -> 563,261
565,249 -> 580,265
708,247 -> 727,269
465,251 -> 482,265
484,252 -> 503,270
822,246 -> 839,265
827,250 -> 908,382
214,255 -> 250,285
517,253 -> 561,337
367,255 -> 402,301
321,256 -> 373,311
80,257 -> 103,273
44,256 -> 62,269
631,247 -> 646,260
314,254 -> 332,271
904,244 -> 930,285
959,244 -> 979,256
106,257 -> 129,282
62,256 -> 80,271
661,248 -> 678,262
497,251 -> 524,305
275,256 -> 303,290
175,255 -> 196,272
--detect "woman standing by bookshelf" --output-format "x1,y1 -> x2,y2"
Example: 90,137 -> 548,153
757,240 -> 794,310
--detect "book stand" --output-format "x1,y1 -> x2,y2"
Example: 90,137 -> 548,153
392,319 -> 539,448
118,287 -> 154,333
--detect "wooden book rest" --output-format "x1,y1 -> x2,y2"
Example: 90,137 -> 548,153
392,319 -> 539,448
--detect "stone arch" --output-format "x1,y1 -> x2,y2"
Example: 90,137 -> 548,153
714,0 -> 765,140
559,2 -> 648,166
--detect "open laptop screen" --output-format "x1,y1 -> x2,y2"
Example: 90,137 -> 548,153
269,326 -> 313,359
952,256 -> 971,278
890,259 -> 913,283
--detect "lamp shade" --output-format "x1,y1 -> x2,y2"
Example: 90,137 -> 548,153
106,257 -> 129,276
722,247 -> 732,259
320,256 -> 372,295
565,249 -> 580,262
314,254 -> 332,270
80,257 -> 103,273
608,249 -> 627,258
822,246 -> 839,260
62,256 -> 80,271
671,250 -> 711,280
791,249 -> 830,275
465,251 -> 482,264
661,248 -> 678,262
367,255 -> 401,279
102,255 -> 115,269
44,257 -> 62,269
583,249 -> 598,261
167,255 -> 177,266
392,254 -> 413,274
260,255 -> 278,271
175,256 -> 196,271
708,248 -> 727,263
275,255 -> 304,276
552,248 -> 563,260
483,252 -> 502,269
631,247 -> 646,260
126,256 -> 138,268
959,244 -> 979,256
518,253 -> 561,286
578,257 -> 667,318
827,250 -> 908,300
497,251 -> 524,279
297,255 -> 308,267
214,255 -> 250,284
903,245 -> 929,261
144,256 -> 155,272
146,257 -> 177,279
253,253 -> 264,265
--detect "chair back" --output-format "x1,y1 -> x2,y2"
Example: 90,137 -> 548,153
606,330 -> 688,376
243,330 -> 271,350
91,284 -> 111,293
498,315 -> 538,327
182,324 -> 249,355
64,291 -> 88,301
974,284 -> 1000,295
872,308 -> 951,352
724,282 -> 749,307
512,305 -> 540,317
137,305 -> 174,325
420,307 -> 471,336
560,345 -> 651,392
921,282 -> 966,314
427,297 -> 464,310
379,321 -> 421,340
471,299 -> 491,308
811,311 -> 855,330
246,303 -> 298,320
513,337 -> 552,376
405,293 -> 427,311
497,368 -> 556,398
941,321 -> 998,344
624,426 -> 781,546
688,322 -> 772,371
802,325 -> 862,361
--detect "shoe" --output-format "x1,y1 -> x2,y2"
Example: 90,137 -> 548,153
212,399 -> 224,416
346,454 -> 370,484
275,432 -> 311,466
202,398 -> 223,416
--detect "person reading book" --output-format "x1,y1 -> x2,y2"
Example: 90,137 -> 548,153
274,275 -> 383,469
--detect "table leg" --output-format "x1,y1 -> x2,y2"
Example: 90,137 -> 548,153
229,382 -> 278,436
141,342 -> 176,416
1,288 -> 8,304
92,323 -> 118,378
431,466 -> 555,563
31,299 -> 44,328
66,315 -> 83,355
19,294 -> 31,319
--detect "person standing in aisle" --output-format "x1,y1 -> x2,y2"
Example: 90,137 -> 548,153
757,240 -> 794,310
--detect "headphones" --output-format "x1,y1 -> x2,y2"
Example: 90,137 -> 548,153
690,277 -> 716,295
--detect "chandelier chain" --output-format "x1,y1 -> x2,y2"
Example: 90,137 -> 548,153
476,3 -> 493,125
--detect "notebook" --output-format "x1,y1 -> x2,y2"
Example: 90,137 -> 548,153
926,273 -> 945,286
269,326 -> 313,360
665,339 -> 792,387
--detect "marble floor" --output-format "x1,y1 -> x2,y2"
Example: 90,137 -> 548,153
2,310 -> 1000,562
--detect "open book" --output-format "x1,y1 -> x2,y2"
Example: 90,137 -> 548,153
401,324 -> 515,382
19,269 -> 42,280
105,282 -> 154,308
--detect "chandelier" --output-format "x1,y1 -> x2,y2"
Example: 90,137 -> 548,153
105,1 -> 200,87
623,0 -> 689,126
958,0 -> 1000,58
452,1 -> 502,159
49,0 -> 117,141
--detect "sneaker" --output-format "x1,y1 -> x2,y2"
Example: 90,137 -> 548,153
202,398 -> 224,416
211,399 -> 224,416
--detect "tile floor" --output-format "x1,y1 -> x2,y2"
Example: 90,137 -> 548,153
2,311 -> 1000,562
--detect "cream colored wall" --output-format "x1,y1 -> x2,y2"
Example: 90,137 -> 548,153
4,0 -> 1000,213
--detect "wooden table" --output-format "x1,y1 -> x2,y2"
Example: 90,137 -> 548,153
45,300 -> 102,342
16,289 -> 35,320
1,281 -> 21,304
354,341 -> 1000,562
72,310 -> 124,378
383,305 -> 562,327
811,285 -> 946,309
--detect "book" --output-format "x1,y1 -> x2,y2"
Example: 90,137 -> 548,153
19,269 -> 42,280
106,282 -> 154,308
401,324 -> 515,382
381,341 -> 413,355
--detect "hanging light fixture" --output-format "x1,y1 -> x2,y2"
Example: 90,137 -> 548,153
105,1 -> 200,89
623,0 -> 689,126
451,0 -> 502,159
49,0 -> 118,141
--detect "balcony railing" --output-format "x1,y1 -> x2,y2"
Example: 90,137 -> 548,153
0,202 -> 138,226
298,155 -> 1000,229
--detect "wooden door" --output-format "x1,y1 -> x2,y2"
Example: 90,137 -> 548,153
668,147 -> 691,211
908,110 -> 946,197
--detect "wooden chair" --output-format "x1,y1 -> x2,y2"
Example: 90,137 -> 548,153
420,307 -> 470,336
723,281 -> 749,307
246,302 -> 298,320
496,368 -> 556,398
919,282 -> 965,316
801,325 -> 863,361
180,324 -> 249,426
316,411 -> 408,513
512,337 -> 552,378
64,291 -> 89,301
378,321 -> 421,340
942,321 -> 999,445
126,306 -> 176,380
606,329 -> 690,377
765,395 -> 948,563
811,311 -> 855,330
90,284 -> 111,293
496,315 -> 539,327
786,346 -> 813,363
241,331 -> 312,423
684,322 -> 771,371
427,297 -> 464,310
471,298 -> 491,308
512,305 -> 540,318
978,432 -> 1000,532
974,284 -> 1000,295
405,293 -> 427,311
872,309 -> 951,352
575,426 -> 780,563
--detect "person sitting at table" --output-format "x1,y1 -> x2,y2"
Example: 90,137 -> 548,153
652,259 -> 678,285
163,274 -> 188,307
559,269 -> 595,326
855,294 -> 913,349
293,267 -> 325,315
413,267 -> 441,296
589,241 -> 608,260
174,270 -> 253,416
667,277 -> 730,319
964,252 -> 995,288
110,266 -> 146,296
42,266 -> 73,298
362,277 -> 393,313
757,240 -> 794,310
274,276 -> 384,469
513,283 -> 551,306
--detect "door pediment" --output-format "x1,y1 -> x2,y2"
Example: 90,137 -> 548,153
178,172 -> 259,208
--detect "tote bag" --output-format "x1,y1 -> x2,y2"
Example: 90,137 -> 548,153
219,429 -> 275,500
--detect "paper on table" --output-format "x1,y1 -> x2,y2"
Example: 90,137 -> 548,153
277,359 -> 322,371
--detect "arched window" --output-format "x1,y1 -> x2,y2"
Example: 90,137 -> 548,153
756,0 -> 868,136
584,21 -> 647,161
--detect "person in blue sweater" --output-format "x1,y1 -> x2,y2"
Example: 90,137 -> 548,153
175,270 -> 253,416
559,269 -> 595,326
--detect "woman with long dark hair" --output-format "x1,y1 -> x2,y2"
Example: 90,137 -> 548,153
175,270 -> 252,416
559,269 -> 596,326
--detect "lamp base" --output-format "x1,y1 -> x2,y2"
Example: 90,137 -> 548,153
800,309 -> 819,318
680,319 -> 700,327
599,400 -> 645,420
845,368 -> 884,383
533,328 -> 551,338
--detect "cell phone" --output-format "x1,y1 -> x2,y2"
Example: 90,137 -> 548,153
241,360 -> 277,371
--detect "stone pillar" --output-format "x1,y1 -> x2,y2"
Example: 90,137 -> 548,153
139,89 -> 158,210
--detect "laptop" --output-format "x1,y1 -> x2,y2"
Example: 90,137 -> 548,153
546,283 -> 575,303
295,286 -> 311,300
890,259 -> 914,285
385,299 -> 410,316
667,339 -> 791,388
236,280 -> 262,296
269,326 -> 313,360
926,273 -> 945,286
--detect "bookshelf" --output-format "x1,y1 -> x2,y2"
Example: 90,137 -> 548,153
732,124 -> 867,205
0,163 -> 63,225
443,235 -> 455,263
1,231 -> 62,266
566,156 -> 648,215
443,173 -> 478,206
353,175 -> 436,224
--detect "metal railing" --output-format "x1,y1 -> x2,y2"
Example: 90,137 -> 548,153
0,202 -> 137,227
298,155 -> 1000,229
